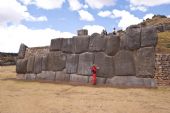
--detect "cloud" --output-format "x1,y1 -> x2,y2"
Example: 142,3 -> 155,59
83,25 -> 105,35
78,10 -> 94,21
143,13 -> 154,20
19,0 -> 65,10
0,25 -> 75,53
0,0 -> 47,25
112,9 -> 142,30
98,10 -> 112,18
85,0 -> 116,9
129,0 -> 170,7
68,0 -> 83,11
130,5 -> 147,12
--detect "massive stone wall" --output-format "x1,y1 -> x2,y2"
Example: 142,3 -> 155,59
16,26 -> 158,88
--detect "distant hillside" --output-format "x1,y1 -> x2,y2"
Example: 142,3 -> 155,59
0,52 -> 18,66
139,15 -> 170,53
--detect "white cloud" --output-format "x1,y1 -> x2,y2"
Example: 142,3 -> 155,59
83,25 -> 105,35
19,0 -> 65,10
85,0 -> 116,9
98,10 -> 112,18
143,13 -> 154,20
129,0 -> 170,7
112,9 -> 142,30
68,0 -> 83,11
130,5 -> 147,12
0,0 -> 47,25
0,25 -> 75,53
78,10 -> 94,21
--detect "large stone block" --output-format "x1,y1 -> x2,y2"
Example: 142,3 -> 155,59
27,56 -> 35,73
135,47 -> 155,78
55,71 -> 70,81
70,74 -> 89,83
106,76 -> 157,88
77,29 -> 88,36
141,26 -> 158,47
78,52 -> 94,75
89,33 -> 106,52
47,51 -> 66,71
105,35 -> 120,56
66,54 -> 79,74
114,50 -> 135,76
16,74 -> 26,80
42,56 -> 47,71
34,56 -> 43,74
16,59 -> 28,74
120,26 -> 141,50
74,36 -> 89,53
94,52 -> 114,77
50,38 -> 63,51
18,43 -> 28,59
25,73 -> 36,80
61,38 -> 74,53
37,71 -> 56,81
164,24 -> 170,31
89,76 -> 106,84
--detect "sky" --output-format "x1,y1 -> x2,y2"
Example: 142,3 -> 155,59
0,0 -> 170,53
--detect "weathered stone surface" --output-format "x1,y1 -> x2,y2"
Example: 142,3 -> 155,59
120,26 -> 141,50
55,71 -> 70,81
78,52 -> 94,75
155,25 -> 164,32
37,71 -> 56,81
70,74 -> 89,83
141,26 -> 158,47
94,52 -> 114,77
77,29 -> 88,36
89,33 -> 106,52
89,76 -> 106,84
105,35 -> 120,56
61,38 -> 74,53
18,43 -> 28,59
34,56 -> 43,74
16,59 -> 28,74
164,24 -> 170,31
50,38 -> 63,51
106,76 -> 157,88
25,73 -> 36,80
114,50 -> 135,76
47,51 -> 66,71
27,56 -> 34,73
135,47 -> 155,78
74,36 -> 89,54
66,54 -> 79,74
42,56 -> 47,71
16,74 -> 26,80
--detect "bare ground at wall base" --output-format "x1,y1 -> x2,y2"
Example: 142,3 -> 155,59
0,66 -> 170,113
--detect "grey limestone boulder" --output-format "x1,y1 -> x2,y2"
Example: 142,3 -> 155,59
16,59 -> 28,74
141,26 -> 158,47
16,74 -> 26,80
94,52 -> 114,77
105,35 -> 120,56
70,74 -> 89,83
18,43 -> 28,59
77,52 -> 94,75
77,29 -> 88,36
34,56 -> 43,74
50,38 -> 63,51
27,56 -> 35,73
61,38 -> 74,53
37,71 -> 56,81
25,73 -> 36,80
74,36 -> 90,54
114,50 -> 135,76
47,51 -> 66,71
66,54 -> 79,74
42,55 -> 47,71
106,76 -> 157,88
89,33 -> 106,52
135,47 -> 155,78
55,71 -> 70,81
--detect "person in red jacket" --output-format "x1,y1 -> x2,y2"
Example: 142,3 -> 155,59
90,64 -> 98,85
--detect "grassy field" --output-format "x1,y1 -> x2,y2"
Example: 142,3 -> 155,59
0,66 -> 170,113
